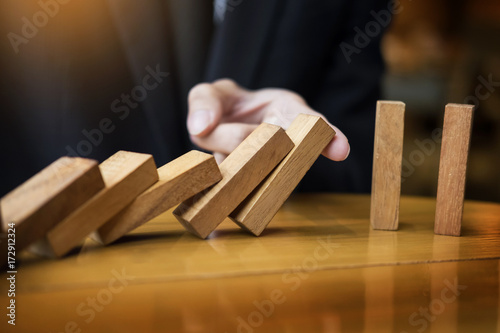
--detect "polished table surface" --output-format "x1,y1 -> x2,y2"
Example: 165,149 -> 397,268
2,194 -> 500,332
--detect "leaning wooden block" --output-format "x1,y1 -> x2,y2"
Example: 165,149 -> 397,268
370,101 -> 405,231
435,104 -> 474,236
45,151 -> 158,256
96,151 -> 222,244
173,123 -> 294,239
0,157 -> 104,252
230,114 -> 335,236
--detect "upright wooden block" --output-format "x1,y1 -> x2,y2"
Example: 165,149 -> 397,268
45,151 -> 159,256
96,151 -> 222,244
435,104 -> 474,236
173,123 -> 294,239
230,114 -> 335,236
0,157 -> 104,252
370,101 -> 405,231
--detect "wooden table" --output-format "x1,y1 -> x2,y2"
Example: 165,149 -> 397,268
2,194 -> 500,332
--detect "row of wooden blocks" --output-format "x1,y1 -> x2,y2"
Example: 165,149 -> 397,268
0,114 -> 335,257
0,102 -> 474,259
370,102 -> 474,236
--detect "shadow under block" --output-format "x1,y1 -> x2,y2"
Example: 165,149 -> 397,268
370,101 -> 405,231
173,123 -> 294,239
434,104 -> 474,236
46,151 -> 159,257
0,157 -> 104,252
229,114 -> 336,236
96,151 -> 222,244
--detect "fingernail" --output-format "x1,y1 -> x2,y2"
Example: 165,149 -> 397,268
188,110 -> 212,135
344,145 -> 351,160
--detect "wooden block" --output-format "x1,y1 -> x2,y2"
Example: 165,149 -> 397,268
173,123 -> 294,239
230,114 -> 336,236
435,104 -> 474,236
370,101 -> 405,231
0,157 -> 104,252
45,151 -> 159,256
96,151 -> 222,244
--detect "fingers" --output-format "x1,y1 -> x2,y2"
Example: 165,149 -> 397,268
260,103 -> 350,162
187,79 -> 247,137
322,124 -> 350,162
213,152 -> 227,164
284,108 -> 350,162
187,80 -> 350,162
187,83 -> 222,136
190,123 -> 259,155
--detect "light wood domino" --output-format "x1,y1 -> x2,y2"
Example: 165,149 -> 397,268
434,104 -> 474,236
96,151 -> 222,244
0,157 -> 104,252
230,114 -> 335,236
370,101 -> 405,231
44,151 -> 158,256
173,123 -> 294,239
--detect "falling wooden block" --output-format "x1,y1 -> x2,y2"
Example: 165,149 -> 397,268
435,104 -> 474,236
0,157 -> 104,253
230,114 -> 335,236
370,101 -> 405,231
44,151 -> 159,256
173,123 -> 294,239
96,151 -> 222,244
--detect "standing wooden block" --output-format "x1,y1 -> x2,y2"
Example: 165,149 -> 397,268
96,151 -> 222,244
173,123 -> 294,239
230,114 -> 335,236
435,104 -> 474,236
45,151 -> 159,256
0,157 -> 104,252
370,101 -> 405,231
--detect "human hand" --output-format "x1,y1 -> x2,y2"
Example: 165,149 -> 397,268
186,79 -> 350,163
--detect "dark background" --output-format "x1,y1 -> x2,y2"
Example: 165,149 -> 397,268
1,0 -> 499,202
382,0 -> 500,202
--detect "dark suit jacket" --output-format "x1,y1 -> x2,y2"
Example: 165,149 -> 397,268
0,0 -> 387,195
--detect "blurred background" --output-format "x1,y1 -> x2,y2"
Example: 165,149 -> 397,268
1,1 -> 499,202
382,0 -> 500,202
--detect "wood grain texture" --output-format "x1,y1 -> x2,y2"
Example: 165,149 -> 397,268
173,123 -> 294,239
0,157 -> 104,252
7,194 -> 500,333
96,151 -> 222,245
9,259 -> 500,333
45,151 -> 159,256
435,104 -> 474,236
370,101 -> 405,231
230,114 -> 335,235
12,194 -> 500,290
